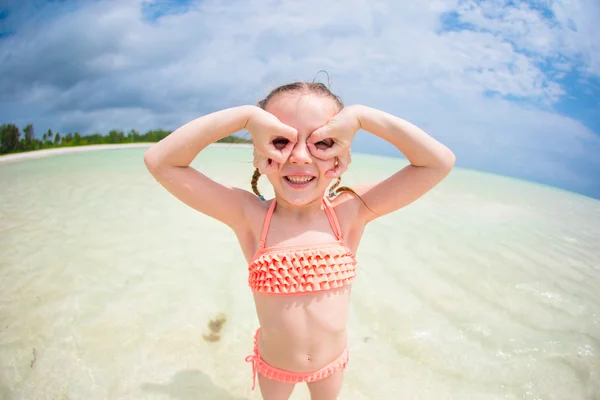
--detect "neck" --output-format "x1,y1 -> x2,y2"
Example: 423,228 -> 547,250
273,195 -> 325,219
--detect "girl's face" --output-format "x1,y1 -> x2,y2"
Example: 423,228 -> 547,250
262,93 -> 340,207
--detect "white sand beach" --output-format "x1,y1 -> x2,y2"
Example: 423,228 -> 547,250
0,145 -> 599,399
0,142 -> 253,164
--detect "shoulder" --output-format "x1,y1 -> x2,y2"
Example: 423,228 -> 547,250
239,196 -> 272,236
330,183 -> 378,220
328,191 -> 365,232
234,196 -> 273,260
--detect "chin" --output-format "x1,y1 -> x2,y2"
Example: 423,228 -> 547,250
282,192 -> 323,206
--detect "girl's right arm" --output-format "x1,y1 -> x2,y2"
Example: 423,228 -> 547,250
143,106 -> 296,230
144,106 -> 257,230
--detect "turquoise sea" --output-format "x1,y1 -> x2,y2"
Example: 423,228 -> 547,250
1,145 -> 599,399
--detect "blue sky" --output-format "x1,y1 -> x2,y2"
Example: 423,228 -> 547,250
0,0 -> 599,199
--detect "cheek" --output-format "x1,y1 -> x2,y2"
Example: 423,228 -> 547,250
266,175 -> 279,187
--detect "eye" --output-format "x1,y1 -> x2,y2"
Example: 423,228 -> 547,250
314,139 -> 334,149
272,137 -> 289,150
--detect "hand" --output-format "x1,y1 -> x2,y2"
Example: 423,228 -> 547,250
307,105 -> 361,162
246,107 -> 298,174
324,150 -> 352,179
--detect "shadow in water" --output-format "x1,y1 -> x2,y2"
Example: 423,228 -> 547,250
141,369 -> 247,400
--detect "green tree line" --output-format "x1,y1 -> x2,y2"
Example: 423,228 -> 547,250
0,123 -> 252,155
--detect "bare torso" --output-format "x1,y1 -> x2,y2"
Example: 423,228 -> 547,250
236,196 -> 364,372
253,286 -> 352,371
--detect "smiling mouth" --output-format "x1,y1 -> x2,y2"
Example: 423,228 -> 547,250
285,176 -> 315,183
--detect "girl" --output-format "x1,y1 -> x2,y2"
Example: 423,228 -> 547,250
144,81 -> 455,400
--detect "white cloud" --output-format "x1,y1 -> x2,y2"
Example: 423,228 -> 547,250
0,0 -> 598,196
454,0 -> 600,76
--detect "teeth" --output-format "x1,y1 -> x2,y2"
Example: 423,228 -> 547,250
287,176 -> 313,183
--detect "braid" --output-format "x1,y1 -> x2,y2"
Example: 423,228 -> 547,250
251,168 -> 264,200
328,177 -> 356,201
328,177 -> 342,197
328,176 -> 376,215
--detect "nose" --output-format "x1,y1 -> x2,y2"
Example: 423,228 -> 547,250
288,141 -> 312,165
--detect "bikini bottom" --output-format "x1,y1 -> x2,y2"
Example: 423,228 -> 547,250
244,327 -> 349,390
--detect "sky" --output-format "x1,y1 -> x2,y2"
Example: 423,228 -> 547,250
0,0 -> 599,199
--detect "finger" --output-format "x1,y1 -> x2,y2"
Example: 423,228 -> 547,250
254,151 -> 281,175
309,142 -> 346,161
266,139 -> 295,165
258,160 -> 279,175
324,158 -> 340,178
262,148 -> 286,166
255,143 -> 285,166
308,126 -> 347,160
324,157 -> 339,178
261,126 -> 297,165
263,158 -> 280,175
264,123 -> 297,162
256,162 -> 269,175
325,152 -> 351,178
253,150 -> 260,169
275,124 -> 298,143
307,125 -> 331,145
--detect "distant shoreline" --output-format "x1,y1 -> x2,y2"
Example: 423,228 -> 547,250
0,142 -> 253,164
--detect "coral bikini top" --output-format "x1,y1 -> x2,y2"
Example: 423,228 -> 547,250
248,197 -> 357,295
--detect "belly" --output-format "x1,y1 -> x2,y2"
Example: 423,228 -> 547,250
253,286 -> 352,372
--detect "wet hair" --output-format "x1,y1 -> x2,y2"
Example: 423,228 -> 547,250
250,78 -> 367,207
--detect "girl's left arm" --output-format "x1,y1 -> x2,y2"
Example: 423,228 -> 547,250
349,105 -> 456,223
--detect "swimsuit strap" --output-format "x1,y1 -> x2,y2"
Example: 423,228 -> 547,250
257,197 -> 343,250
258,199 -> 277,250
323,197 -> 343,241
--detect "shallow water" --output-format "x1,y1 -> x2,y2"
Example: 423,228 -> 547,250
1,146 -> 599,400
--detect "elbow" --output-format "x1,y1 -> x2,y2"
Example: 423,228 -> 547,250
443,148 -> 456,170
144,147 -> 182,180
432,146 -> 455,171
143,148 -> 161,175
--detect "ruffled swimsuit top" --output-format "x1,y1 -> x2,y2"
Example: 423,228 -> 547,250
248,197 -> 357,295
